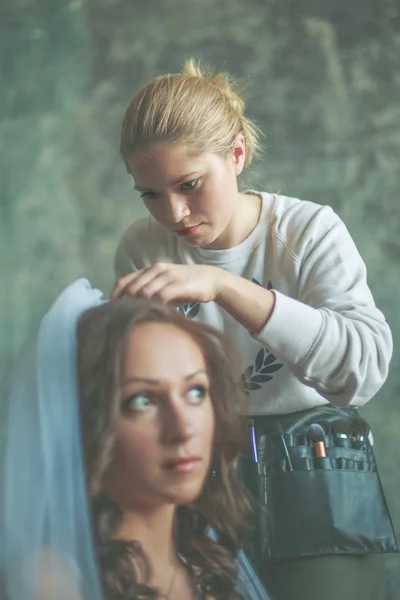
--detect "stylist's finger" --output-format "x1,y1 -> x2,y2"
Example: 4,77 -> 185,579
120,268 -> 169,299
110,271 -> 142,299
111,265 -> 167,299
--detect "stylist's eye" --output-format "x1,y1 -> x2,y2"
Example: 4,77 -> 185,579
181,178 -> 199,191
140,191 -> 159,200
187,385 -> 207,404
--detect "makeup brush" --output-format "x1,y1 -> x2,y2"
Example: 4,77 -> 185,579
276,423 -> 294,471
308,423 -> 327,458
331,419 -> 352,440
320,421 -> 332,436
249,419 -> 258,462
351,416 -> 370,441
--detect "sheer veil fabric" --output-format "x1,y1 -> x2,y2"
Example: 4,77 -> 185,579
0,279 -> 269,600
0,280 -> 104,599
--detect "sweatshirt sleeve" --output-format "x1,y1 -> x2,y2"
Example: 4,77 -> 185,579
254,205 -> 393,407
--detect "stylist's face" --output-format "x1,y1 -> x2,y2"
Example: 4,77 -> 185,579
103,323 -> 215,509
127,139 -> 245,249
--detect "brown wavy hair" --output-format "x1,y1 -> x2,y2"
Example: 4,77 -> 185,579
76,297 -> 253,599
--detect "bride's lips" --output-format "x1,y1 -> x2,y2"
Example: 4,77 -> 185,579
162,457 -> 201,473
177,224 -> 201,237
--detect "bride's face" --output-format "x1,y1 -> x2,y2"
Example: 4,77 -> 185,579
102,322 -> 215,509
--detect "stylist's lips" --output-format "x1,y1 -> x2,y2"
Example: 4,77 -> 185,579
177,224 -> 201,237
163,457 -> 201,473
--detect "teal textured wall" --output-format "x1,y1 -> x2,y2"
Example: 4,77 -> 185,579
1,1 -> 399,596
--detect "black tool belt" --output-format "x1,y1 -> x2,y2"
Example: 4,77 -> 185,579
241,405 -> 398,562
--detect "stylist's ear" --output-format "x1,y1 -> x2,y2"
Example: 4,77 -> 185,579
232,134 -> 246,176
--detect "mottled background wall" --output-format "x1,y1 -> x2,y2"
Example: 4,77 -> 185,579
1,0 -> 399,596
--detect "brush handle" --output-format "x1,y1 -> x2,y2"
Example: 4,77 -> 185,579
249,419 -> 258,462
279,435 -> 294,471
314,441 -> 326,458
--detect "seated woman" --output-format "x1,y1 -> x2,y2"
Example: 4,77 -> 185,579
0,279 -> 269,600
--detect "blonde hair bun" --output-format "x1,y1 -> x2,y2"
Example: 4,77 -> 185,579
120,59 -> 261,169
183,59 -> 245,118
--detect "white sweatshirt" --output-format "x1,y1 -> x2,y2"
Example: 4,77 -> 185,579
114,192 -> 392,416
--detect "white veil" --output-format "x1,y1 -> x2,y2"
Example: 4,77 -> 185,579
0,279 -> 104,599
0,279 -> 269,600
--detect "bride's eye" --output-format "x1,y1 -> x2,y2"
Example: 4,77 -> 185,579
187,385 -> 207,404
123,394 -> 154,413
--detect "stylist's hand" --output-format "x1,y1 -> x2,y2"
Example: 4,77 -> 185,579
110,263 -> 223,305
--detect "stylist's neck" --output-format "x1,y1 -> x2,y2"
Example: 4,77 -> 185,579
204,192 -> 261,250
117,504 -> 176,566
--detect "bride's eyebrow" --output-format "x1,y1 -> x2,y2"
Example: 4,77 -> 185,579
122,369 -> 207,387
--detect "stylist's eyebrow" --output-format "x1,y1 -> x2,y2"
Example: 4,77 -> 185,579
123,369 -> 207,385
134,172 -> 199,191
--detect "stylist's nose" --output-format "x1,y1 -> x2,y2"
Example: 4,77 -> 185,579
165,194 -> 190,224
